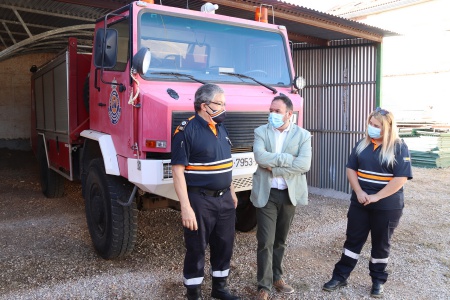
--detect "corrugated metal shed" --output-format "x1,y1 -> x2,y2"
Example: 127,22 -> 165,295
0,0 -> 395,61
294,38 -> 381,193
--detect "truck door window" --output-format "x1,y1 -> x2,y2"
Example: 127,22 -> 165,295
107,19 -> 129,71
138,12 -> 290,86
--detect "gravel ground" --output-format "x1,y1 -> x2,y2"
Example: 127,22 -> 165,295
0,149 -> 449,300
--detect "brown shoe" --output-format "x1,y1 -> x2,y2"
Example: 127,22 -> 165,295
273,279 -> 294,294
256,289 -> 270,300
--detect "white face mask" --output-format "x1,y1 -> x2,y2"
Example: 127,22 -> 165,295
368,124 -> 381,139
268,113 -> 285,128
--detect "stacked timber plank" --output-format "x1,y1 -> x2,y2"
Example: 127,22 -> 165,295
399,125 -> 450,168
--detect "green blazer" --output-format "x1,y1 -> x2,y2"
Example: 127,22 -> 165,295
250,123 -> 312,208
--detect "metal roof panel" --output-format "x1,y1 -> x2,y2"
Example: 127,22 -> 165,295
0,0 -> 396,61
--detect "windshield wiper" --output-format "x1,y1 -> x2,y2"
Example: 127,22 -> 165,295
151,72 -> 206,84
219,72 -> 277,94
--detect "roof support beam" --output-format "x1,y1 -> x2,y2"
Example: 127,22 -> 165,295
0,4 -> 95,22
287,32 -> 329,46
0,35 -> 6,47
0,30 -> 33,38
0,29 -> 92,39
52,0 -> 123,10
0,24 -> 94,61
273,8 -> 383,42
2,21 -> 16,44
0,19 -> 59,31
13,9 -> 32,38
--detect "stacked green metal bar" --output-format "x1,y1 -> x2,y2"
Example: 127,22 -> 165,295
400,131 -> 450,168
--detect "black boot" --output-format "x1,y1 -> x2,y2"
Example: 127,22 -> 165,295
323,278 -> 348,292
186,285 -> 202,300
211,277 -> 241,300
370,282 -> 384,298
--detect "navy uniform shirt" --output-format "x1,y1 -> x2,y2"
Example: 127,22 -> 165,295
171,113 -> 233,190
347,139 -> 413,210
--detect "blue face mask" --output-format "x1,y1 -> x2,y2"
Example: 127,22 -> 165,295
368,124 -> 381,139
268,113 -> 285,129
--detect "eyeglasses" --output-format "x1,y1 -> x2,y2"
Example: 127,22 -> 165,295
375,107 -> 389,115
210,101 -> 226,107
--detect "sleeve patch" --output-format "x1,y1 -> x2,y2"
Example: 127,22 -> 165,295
173,118 -> 192,136
178,120 -> 188,131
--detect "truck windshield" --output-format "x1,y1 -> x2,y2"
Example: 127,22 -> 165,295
138,12 -> 291,86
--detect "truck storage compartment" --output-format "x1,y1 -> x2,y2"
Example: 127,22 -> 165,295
31,38 -> 91,180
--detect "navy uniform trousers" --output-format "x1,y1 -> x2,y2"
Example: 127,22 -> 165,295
183,189 -> 236,287
332,204 -> 403,284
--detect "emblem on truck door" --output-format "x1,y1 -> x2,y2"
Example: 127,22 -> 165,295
108,80 -> 121,125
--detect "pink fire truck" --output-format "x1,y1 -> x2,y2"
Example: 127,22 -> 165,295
31,1 -> 304,259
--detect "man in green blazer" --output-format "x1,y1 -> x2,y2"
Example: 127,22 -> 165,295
250,95 -> 312,300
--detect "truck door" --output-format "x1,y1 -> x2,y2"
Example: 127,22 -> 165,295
90,16 -> 133,157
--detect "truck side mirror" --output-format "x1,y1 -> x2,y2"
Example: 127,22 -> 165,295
132,47 -> 151,75
94,28 -> 118,69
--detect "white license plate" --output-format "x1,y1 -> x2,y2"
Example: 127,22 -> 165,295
233,155 -> 257,169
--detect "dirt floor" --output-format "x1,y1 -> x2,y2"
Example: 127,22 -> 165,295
0,149 -> 449,299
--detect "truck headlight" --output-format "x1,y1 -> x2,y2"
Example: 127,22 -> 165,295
132,47 -> 151,75
293,76 -> 306,90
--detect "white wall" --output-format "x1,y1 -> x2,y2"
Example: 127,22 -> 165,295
381,32 -> 450,123
351,0 -> 450,123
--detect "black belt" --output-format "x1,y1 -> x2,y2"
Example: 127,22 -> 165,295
271,188 -> 288,191
187,186 -> 230,197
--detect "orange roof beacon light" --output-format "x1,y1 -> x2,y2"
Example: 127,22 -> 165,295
255,6 -> 268,23
142,0 -> 154,3
201,2 -> 219,14
255,4 -> 274,24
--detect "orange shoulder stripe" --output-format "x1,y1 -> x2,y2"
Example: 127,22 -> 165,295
173,115 -> 195,136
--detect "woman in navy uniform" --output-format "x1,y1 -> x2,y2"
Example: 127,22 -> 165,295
172,84 -> 240,300
323,107 -> 413,298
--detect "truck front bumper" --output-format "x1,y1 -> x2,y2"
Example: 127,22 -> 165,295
127,152 -> 257,201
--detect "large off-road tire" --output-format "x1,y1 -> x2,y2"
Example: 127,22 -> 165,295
84,158 -> 138,259
37,143 -> 64,198
235,190 -> 257,232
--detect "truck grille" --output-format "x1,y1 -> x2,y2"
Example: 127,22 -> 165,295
172,112 -> 268,153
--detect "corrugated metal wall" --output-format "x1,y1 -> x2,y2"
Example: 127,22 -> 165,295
293,40 -> 379,193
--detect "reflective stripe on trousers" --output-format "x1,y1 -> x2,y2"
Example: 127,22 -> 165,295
183,189 -> 236,287
332,204 -> 402,283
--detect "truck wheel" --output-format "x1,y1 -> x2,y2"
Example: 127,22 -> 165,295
235,190 -> 256,232
84,158 -> 138,259
37,144 -> 64,198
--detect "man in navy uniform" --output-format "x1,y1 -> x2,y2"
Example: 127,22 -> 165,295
172,83 -> 240,300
